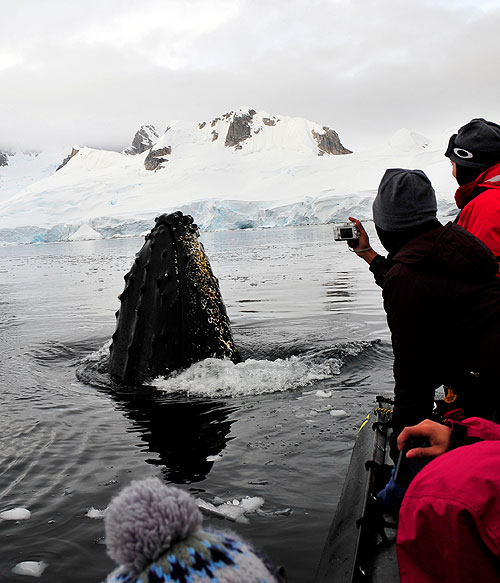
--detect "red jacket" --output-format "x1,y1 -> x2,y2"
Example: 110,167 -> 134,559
397,418 -> 500,582
455,162 -> 500,271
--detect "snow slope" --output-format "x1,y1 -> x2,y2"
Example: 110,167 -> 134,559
0,148 -> 68,204
0,108 -> 459,244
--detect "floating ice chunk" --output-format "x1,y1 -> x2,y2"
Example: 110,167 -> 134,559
314,404 -> 333,413
0,507 -> 31,521
86,507 -> 107,519
316,390 -> 332,398
206,454 -> 222,462
330,409 -> 348,418
240,497 -> 265,513
12,561 -> 47,577
196,496 -> 265,523
196,499 -> 229,519
256,507 -> 292,517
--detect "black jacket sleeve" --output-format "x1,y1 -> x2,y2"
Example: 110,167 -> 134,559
382,265 -> 443,459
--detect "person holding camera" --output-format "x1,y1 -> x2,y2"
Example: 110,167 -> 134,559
347,168 -> 500,460
395,416 -> 500,582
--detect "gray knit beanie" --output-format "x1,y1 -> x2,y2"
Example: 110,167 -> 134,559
103,477 -> 282,583
372,168 -> 437,232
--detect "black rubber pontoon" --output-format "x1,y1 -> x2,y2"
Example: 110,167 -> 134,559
315,396 -> 400,583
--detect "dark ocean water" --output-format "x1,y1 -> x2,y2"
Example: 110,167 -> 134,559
0,223 -> 394,582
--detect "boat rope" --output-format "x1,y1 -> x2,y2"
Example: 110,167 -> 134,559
373,407 -> 393,415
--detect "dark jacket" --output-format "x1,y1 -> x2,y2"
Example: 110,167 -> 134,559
370,222 -> 500,453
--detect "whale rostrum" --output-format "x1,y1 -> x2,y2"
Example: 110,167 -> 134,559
108,211 -> 239,385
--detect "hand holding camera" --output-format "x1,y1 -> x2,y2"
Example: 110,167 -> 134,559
332,221 -> 361,242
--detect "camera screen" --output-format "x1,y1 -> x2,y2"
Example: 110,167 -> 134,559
339,227 -> 354,238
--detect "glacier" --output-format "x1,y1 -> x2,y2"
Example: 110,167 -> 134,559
0,108 -> 460,244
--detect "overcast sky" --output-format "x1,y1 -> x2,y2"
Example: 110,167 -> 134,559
1,0 -> 500,152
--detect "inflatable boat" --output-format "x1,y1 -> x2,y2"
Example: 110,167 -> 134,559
314,396 -> 400,583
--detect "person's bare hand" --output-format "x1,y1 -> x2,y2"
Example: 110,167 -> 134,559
397,419 -> 452,459
347,216 -> 370,252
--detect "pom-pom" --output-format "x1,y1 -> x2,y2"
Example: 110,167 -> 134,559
105,477 -> 202,573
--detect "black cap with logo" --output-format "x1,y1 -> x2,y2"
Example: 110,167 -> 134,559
445,118 -> 500,169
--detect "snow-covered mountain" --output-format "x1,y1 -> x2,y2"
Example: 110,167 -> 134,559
0,108 -> 458,244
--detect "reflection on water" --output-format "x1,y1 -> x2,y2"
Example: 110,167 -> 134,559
108,388 -> 236,483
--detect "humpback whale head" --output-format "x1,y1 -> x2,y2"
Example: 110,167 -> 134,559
108,211 -> 238,385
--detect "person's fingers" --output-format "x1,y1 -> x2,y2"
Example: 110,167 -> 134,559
397,424 -> 430,449
406,445 -> 445,459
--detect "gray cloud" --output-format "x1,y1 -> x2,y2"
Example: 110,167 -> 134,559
1,0 -> 499,151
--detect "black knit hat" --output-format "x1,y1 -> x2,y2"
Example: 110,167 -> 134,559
372,169 -> 437,232
445,118 -> 500,169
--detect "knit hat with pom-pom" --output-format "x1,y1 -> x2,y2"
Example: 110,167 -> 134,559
103,477 -> 284,583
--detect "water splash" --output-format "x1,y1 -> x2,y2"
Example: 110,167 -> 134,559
153,341 -> 374,398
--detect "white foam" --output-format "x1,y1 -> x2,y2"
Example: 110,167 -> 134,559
154,355 -> 335,397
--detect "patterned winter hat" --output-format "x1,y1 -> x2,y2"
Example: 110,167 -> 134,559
103,477 -> 284,583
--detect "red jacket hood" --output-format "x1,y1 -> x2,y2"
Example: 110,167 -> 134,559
455,161 -> 500,209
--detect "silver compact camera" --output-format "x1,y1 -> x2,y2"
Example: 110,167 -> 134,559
332,221 -> 360,241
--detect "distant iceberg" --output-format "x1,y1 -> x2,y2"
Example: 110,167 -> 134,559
67,224 -> 103,241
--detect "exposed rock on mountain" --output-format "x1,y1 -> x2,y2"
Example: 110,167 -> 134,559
225,109 -> 257,149
312,127 -> 352,156
0,151 -> 11,166
56,147 -> 80,171
198,108 -> 350,156
144,146 -> 171,171
123,125 -> 159,155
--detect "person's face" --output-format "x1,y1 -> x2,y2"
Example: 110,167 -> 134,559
451,161 -> 457,179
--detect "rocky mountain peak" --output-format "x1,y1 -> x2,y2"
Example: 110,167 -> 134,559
56,147 -> 80,171
123,125 -> 159,155
140,108 -> 351,171
312,127 -> 352,156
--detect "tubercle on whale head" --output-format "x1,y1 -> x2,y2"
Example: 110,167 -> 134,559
108,211 -> 239,385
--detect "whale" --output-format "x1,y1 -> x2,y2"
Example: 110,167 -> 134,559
108,211 -> 239,385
